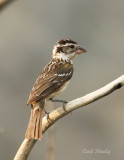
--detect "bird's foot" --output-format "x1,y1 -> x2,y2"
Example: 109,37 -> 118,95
50,98 -> 68,111
44,110 -> 51,123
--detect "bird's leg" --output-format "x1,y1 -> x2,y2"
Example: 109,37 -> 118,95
50,98 -> 68,111
44,109 -> 51,123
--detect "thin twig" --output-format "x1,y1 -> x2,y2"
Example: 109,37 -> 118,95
0,0 -> 8,6
46,125 -> 55,160
46,104 -> 55,160
14,75 -> 124,160
0,0 -> 16,10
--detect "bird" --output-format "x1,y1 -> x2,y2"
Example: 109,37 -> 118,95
25,39 -> 87,140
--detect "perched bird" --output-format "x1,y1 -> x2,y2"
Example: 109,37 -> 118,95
25,39 -> 87,140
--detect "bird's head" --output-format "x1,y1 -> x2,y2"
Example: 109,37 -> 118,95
52,39 -> 87,61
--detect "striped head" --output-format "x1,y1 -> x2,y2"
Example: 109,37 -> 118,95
52,39 -> 87,61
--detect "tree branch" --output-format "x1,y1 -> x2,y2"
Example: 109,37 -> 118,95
0,0 -> 8,6
46,125 -> 55,160
14,75 -> 124,160
0,0 -> 16,10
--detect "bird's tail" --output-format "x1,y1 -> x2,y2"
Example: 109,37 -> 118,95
25,102 -> 44,140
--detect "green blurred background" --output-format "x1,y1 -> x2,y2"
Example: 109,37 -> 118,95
0,0 -> 124,159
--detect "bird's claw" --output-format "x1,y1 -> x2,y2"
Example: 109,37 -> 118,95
44,110 -> 51,123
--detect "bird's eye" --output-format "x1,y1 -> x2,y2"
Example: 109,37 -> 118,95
70,45 -> 74,49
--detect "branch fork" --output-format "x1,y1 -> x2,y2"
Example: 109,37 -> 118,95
14,75 -> 124,160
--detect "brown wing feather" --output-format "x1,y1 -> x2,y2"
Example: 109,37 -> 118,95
27,59 -> 73,104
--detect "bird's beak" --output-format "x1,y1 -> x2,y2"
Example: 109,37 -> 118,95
76,46 -> 87,54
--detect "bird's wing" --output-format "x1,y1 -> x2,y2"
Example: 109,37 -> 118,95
27,60 -> 73,104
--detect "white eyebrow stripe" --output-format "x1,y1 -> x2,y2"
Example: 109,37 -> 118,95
55,43 -> 76,47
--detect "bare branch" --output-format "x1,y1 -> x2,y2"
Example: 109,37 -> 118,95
46,105 -> 55,160
0,0 -> 8,6
14,75 -> 124,160
0,0 -> 16,10
46,125 -> 55,160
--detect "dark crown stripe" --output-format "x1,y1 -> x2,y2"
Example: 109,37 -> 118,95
57,39 -> 77,45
